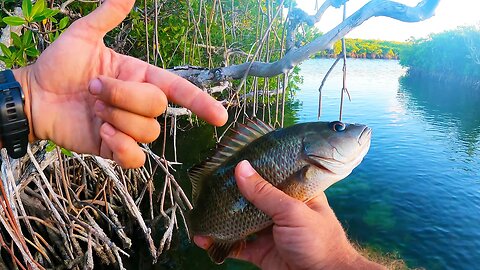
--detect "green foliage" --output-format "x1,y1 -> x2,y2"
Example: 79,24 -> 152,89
0,0 -> 70,68
124,0 -> 286,69
0,0 -> 311,104
400,26 -> 480,86
46,140 -> 73,157
2,0 -> 59,26
0,30 -> 37,67
315,38 -> 407,59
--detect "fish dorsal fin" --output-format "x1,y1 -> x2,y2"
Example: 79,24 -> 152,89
188,118 -> 275,204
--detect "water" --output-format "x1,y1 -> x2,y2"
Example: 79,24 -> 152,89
295,59 -> 480,270
148,59 -> 480,270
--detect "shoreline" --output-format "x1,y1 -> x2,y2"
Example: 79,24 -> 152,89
313,55 -> 400,60
405,69 -> 480,90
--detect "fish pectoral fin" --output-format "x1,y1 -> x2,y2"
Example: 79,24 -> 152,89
280,165 -> 320,201
207,240 -> 243,264
286,165 -> 311,183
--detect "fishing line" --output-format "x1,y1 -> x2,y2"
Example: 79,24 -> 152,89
281,72 -> 289,127
339,3 -> 352,122
317,2 -> 351,121
318,57 -> 341,119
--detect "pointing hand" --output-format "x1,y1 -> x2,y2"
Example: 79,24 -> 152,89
13,0 -> 228,168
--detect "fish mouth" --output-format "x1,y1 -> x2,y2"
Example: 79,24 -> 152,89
306,153 -> 344,174
358,126 -> 372,146
307,132 -> 371,176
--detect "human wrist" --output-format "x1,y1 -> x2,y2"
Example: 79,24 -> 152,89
325,241 -> 385,270
12,67 -> 36,143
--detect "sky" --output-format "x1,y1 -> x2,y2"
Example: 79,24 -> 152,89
296,0 -> 480,41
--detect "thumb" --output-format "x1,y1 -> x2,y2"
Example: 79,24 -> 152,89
235,160 -> 303,221
75,0 -> 135,36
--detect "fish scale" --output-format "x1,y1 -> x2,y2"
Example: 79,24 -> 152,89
192,131 -> 305,238
188,119 -> 372,264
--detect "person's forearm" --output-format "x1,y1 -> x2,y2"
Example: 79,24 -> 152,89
326,243 -> 386,270
350,254 -> 386,270
317,223 -> 386,270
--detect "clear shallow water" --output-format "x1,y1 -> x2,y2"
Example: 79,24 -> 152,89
296,59 -> 480,270
146,59 -> 480,270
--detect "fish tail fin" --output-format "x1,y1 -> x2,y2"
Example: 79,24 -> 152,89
207,240 -> 243,264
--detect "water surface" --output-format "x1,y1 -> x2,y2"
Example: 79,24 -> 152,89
296,59 -> 480,270
150,59 -> 480,270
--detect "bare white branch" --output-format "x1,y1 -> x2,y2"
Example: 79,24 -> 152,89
171,0 -> 440,84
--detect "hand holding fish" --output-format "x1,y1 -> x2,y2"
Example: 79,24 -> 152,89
195,161 -> 385,270
11,0 -> 227,168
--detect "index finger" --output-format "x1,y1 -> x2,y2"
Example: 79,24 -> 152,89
114,55 -> 228,126
145,64 -> 228,126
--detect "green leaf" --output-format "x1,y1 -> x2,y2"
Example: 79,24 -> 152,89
13,50 -> 23,59
46,141 -> 56,152
11,32 -> 22,48
39,8 -> 59,18
33,8 -> 59,22
31,0 -> 45,18
15,57 -> 27,67
22,0 -> 33,19
25,47 -> 39,57
0,58 -> 14,69
61,148 -> 73,157
2,16 -> 26,26
52,32 -> 59,41
59,17 -> 69,30
9,46 -> 19,54
22,30 -> 33,45
0,43 -> 12,57
45,141 -> 73,156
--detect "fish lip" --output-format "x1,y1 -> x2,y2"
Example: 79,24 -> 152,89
308,155 -> 340,164
306,155 -> 341,173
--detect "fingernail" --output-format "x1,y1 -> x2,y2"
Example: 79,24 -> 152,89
238,160 -> 256,178
94,100 -> 106,112
102,123 -> 116,136
89,79 -> 102,95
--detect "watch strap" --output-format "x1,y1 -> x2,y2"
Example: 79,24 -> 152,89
0,70 -> 30,159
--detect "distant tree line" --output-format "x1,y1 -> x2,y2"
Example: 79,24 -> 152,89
314,38 -> 407,59
400,26 -> 480,88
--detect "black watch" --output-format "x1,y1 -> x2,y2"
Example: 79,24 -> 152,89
0,70 -> 30,159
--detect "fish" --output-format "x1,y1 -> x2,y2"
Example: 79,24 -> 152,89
188,118 -> 372,264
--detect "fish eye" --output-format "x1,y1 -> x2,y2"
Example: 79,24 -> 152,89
329,121 -> 346,132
